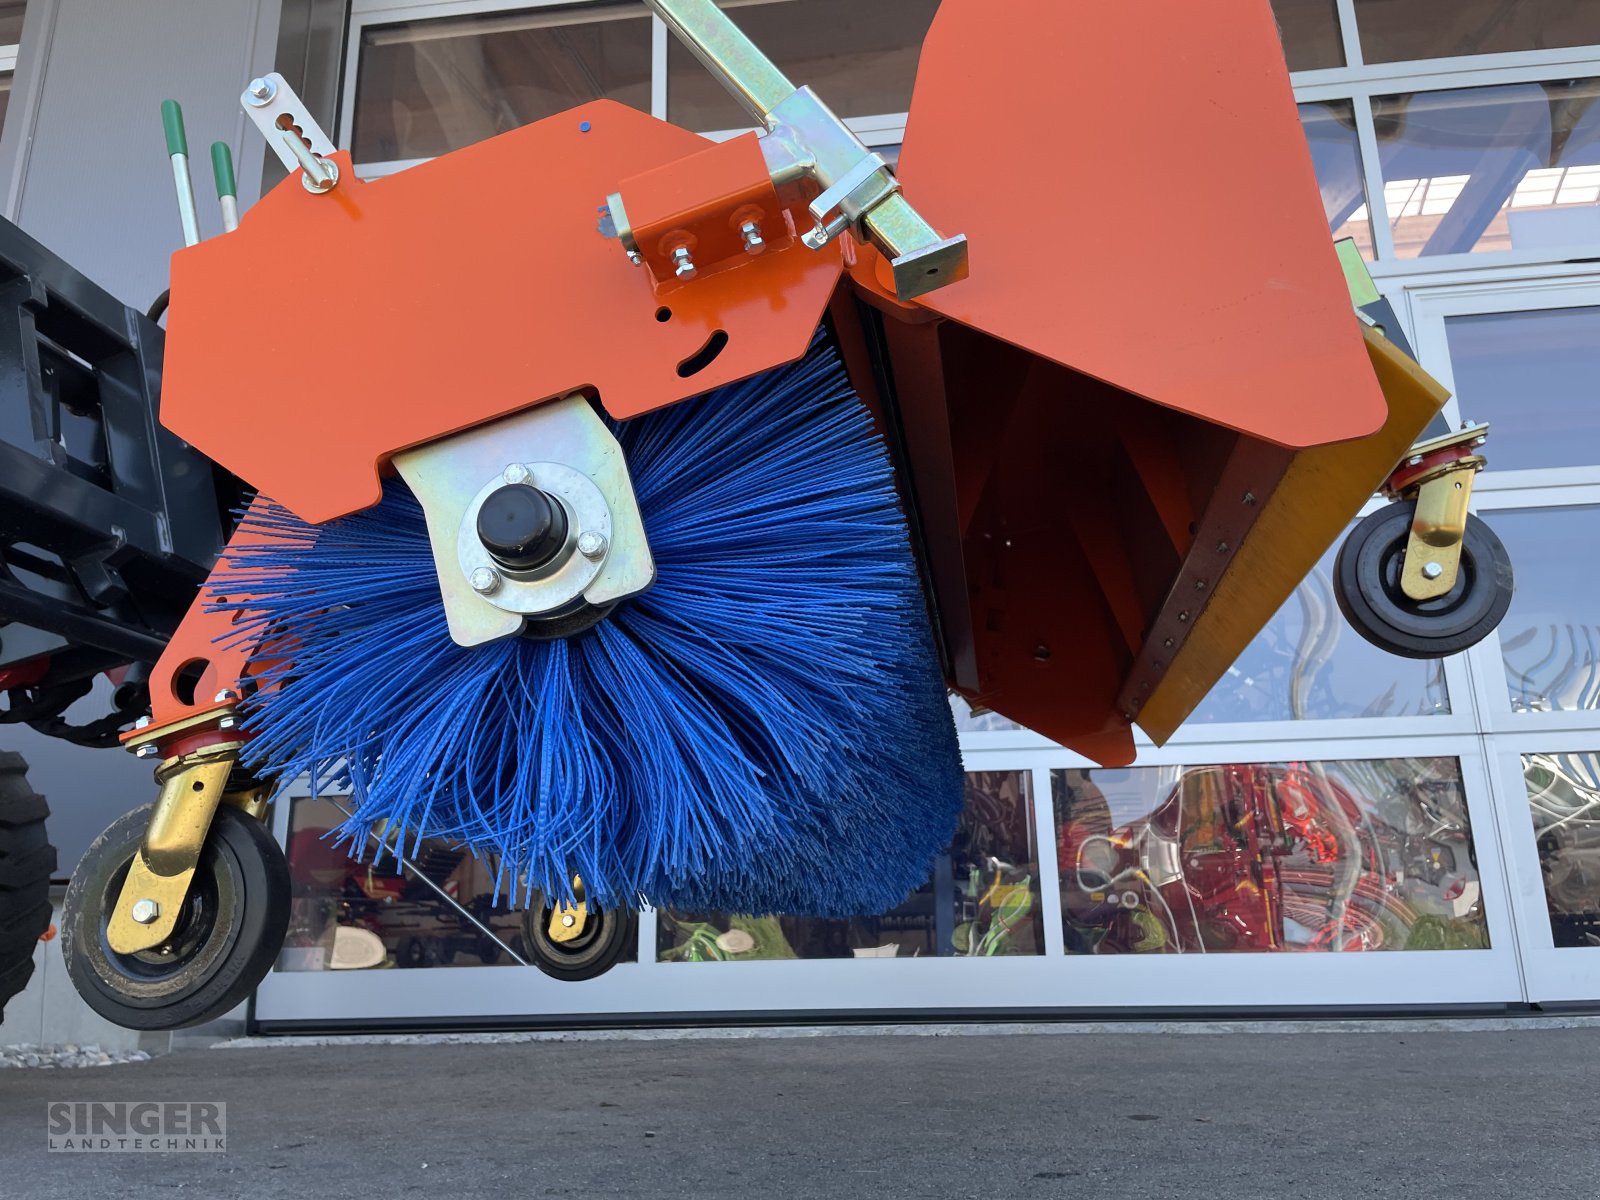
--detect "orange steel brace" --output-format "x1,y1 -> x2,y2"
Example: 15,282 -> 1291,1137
121,496 -> 289,748
621,132 -> 800,289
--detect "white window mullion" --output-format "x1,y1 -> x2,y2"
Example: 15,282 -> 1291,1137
1351,91 -> 1398,261
1333,0 -> 1363,69
651,13 -> 668,120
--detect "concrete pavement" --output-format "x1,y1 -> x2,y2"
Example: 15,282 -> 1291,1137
2,1020 -> 1597,1198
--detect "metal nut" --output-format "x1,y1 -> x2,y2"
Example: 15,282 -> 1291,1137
576,531 -> 608,560
135,744 -> 160,759
561,913 -> 576,928
218,715 -> 238,730
246,77 -> 276,105
671,246 -> 697,280
214,689 -> 237,704
502,463 -> 531,486
1407,455 -> 1424,467
740,221 -> 765,255
470,567 -> 502,595
134,716 -> 152,729
130,898 -> 161,925
1421,561 -> 1443,580
627,250 -> 643,267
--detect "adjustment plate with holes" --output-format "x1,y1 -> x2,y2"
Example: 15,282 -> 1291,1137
393,395 -> 655,648
240,72 -> 336,174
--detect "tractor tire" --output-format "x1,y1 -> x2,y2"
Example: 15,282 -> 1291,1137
0,753 -> 57,1024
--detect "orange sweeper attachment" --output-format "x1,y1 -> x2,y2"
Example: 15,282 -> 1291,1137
52,0 -> 1511,1029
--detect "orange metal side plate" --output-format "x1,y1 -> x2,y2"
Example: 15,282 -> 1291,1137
892,0 -> 1386,450
161,102 -> 842,525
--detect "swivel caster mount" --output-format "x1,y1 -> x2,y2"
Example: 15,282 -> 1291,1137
521,880 -> 636,981
1335,423 -> 1514,660
61,716 -> 289,1030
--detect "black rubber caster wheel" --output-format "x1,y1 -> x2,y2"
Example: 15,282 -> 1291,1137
521,898 -> 635,981
62,803 -> 290,1030
0,753 -> 56,1024
1334,500 -> 1514,660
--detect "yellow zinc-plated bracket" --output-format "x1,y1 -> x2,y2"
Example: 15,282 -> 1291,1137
547,876 -> 589,944
1393,425 -> 1489,602
105,741 -> 244,955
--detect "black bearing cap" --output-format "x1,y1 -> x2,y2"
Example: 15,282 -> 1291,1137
476,483 -> 569,570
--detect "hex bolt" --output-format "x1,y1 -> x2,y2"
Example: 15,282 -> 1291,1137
134,716 -> 152,729
740,221 -> 765,255
219,715 -> 238,730
627,250 -> 643,267
577,531 -> 608,560
1422,561 -> 1444,580
246,77 -> 276,106
135,744 -> 160,760
131,898 -> 161,925
561,913 -> 576,928
470,567 -> 502,595
1407,454 -> 1424,467
502,463 -> 531,486
671,246 -> 697,280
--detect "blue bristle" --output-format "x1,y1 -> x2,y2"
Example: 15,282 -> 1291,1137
217,332 -> 964,915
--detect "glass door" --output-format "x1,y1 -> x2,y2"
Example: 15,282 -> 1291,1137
1411,275 -> 1600,1003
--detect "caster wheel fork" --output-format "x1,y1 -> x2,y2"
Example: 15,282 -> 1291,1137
61,740 -> 288,1030
520,880 -> 635,982
1335,500 -> 1513,659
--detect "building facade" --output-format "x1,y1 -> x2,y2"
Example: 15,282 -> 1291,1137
4,0 -> 1600,1030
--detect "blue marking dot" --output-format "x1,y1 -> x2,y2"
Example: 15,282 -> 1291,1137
579,120 -> 592,132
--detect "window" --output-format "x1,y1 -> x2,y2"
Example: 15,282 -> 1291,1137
1054,759 -> 1489,954
658,771 -> 1044,960
352,4 -> 653,163
276,796 -> 575,971
665,0 -> 938,131
1488,507 -> 1600,715
1522,751 -> 1600,948
1353,0 -> 1600,65
347,0 -> 928,169
1374,79 -> 1600,259
1299,99 -> 1375,256
1445,305 -> 1600,472
1186,539 -> 1448,724
1271,0 -> 1345,73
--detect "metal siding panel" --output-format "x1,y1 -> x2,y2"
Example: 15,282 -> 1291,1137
11,0 -> 282,309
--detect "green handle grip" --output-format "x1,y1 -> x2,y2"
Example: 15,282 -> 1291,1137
161,99 -> 188,157
210,142 -> 237,199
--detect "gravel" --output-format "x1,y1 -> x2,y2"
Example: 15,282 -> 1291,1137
0,1043 -> 153,1069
